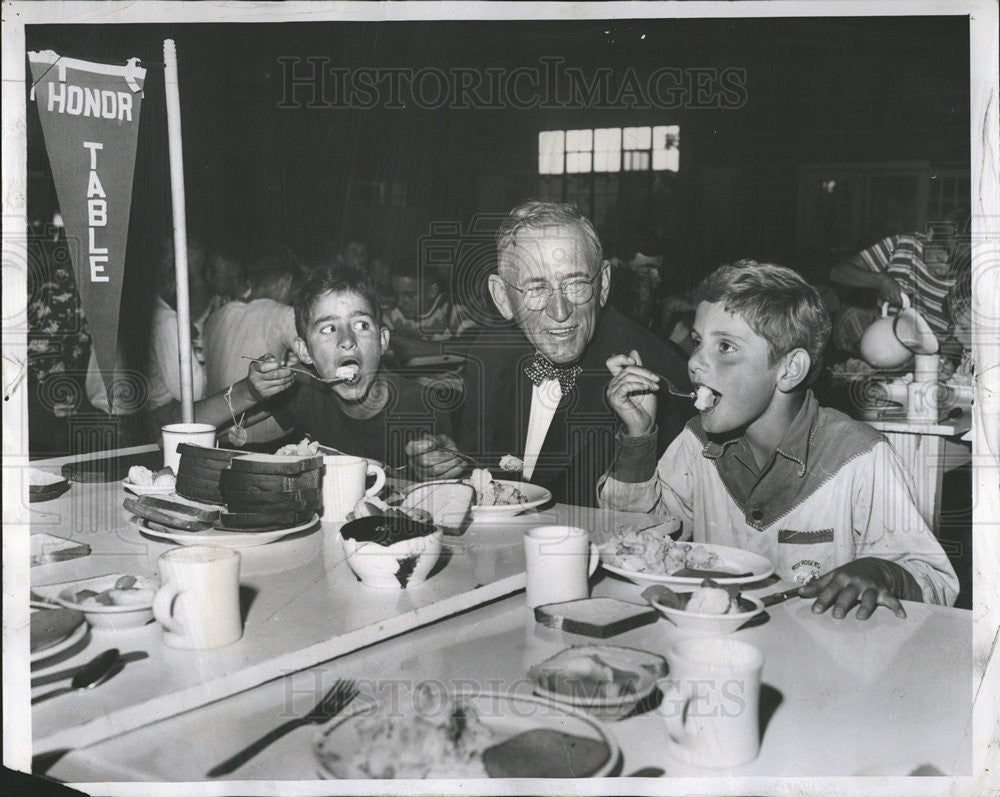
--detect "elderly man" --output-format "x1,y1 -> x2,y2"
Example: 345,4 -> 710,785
408,200 -> 692,507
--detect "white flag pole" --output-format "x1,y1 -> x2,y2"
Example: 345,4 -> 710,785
163,38 -> 195,423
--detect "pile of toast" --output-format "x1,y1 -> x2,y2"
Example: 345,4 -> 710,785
125,445 -> 323,533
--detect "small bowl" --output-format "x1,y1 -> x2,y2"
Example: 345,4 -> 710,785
651,594 -> 764,635
340,516 -> 443,589
54,573 -> 157,629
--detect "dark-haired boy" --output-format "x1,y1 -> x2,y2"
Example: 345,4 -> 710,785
599,261 -> 957,619
190,267 -> 449,465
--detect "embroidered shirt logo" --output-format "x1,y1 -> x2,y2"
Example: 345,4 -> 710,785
791,559 -> 821,584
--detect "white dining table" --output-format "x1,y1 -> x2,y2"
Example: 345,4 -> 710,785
41,569 -> 972,784
26,445 -> 659,755
24,445 -> 976,788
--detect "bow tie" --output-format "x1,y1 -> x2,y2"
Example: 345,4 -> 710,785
524,353 -> 583,394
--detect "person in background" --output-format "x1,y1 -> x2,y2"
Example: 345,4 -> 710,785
938,251 -> 973,382
337,239 -> 369,272
383,262 -> 477,364
202,246 -> 299,448
141,236 -> 213,436
407,199 -> 692,507
829,211 -> 970,350
607,231 -> 665,331
203,246 -> 250,311
599,260 -> 958,617
660,305 -> 696,360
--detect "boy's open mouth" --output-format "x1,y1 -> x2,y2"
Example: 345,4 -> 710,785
334,360 -> 361,385
693,384 -> 721,412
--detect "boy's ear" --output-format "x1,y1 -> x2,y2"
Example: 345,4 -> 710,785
293,337 -> 313,365
488,273 -> 515,320
778,348 -> 811,392
380,326 -> 390,355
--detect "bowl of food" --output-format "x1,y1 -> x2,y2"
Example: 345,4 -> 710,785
53,573 -> 157,629
529,645 -> 667,721
644,581 -> 764,635
339,515 -> 443,589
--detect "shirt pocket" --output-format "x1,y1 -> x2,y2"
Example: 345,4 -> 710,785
776,528 -> 836,585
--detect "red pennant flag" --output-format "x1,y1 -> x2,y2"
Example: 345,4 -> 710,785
28,50 -> 146,402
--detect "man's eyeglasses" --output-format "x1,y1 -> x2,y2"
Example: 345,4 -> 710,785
499,267 -> 605,311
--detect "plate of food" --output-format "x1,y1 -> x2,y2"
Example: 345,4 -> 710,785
466,469 -> 551,518
599,527 -> 774,587
312,688 -> 619,779
30,604 -> 88,663
131,514 -> 319,549
529,645 -> 667,721
122,465 -> 177,496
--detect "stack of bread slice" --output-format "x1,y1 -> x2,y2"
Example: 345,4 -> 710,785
175,444 -> 244,504
217,453 -> 323,531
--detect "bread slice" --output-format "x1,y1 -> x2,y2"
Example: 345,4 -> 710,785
178,458 -> 231,479
219,467 -> 322,493
399,482 -> 475,536
222,487 -> 321,512
215,509 -> 315,531
229,453 -> 323,475
482,728 -> 610,778
124,496 -> 219,531
176,443 -> 242,463
533,597 -> 659,638
175,473 -> 224,504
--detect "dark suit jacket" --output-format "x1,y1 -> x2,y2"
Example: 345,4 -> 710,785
455,305 -> 692,507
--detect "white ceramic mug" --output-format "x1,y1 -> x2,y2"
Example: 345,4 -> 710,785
153,545 -> 242,649
161,423 -> 217,474
907,380 -> 939,423
322,455 -> 387,522
658,637 -> 764,768
523,525 -> 598,608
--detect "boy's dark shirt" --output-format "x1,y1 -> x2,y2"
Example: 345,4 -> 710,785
271,371 -> 447,465
454,304 -> 692,507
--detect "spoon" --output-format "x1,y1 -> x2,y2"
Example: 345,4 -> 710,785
31,648 -> 121,704
240,356 -> 351,385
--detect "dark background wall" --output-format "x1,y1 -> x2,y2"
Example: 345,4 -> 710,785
26,16 -> 970,279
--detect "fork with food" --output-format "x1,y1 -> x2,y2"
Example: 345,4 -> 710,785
606,350 -> 706,437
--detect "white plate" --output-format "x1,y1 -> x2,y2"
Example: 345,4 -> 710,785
313,690 -> 619,779
601,542 -> 775,587
471,480 -> 551,518
402,479 -> 552,520
132,514 -> 320,549
122,479 -> 177,496
30,608 -> 89,664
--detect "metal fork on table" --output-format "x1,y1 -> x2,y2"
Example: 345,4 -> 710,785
206,678 -> 358,777
240,355 -> 347,385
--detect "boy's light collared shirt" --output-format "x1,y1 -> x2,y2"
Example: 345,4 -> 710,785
597,391 -> 958,606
